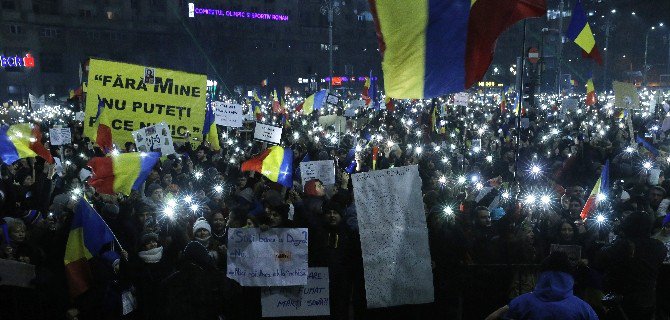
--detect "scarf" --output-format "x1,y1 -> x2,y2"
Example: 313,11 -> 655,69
195,235 -> 211,247
138,246 -> 163,264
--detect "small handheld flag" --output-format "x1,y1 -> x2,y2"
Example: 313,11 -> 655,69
241,146 -> 293,188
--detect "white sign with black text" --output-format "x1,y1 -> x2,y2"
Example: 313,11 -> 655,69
254,123 -> 283,144
213,102 -> 244,128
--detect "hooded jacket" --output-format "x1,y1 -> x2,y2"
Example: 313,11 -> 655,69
506,271 -> 599,320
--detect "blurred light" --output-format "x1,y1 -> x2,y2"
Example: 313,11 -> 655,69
443,207 -> 454,216
190,204 -> 199,212
457,176 -> 466,184
595,214 -> 606,223
214,185 -> 223,193
194,171 -> 203,180
643,161 -> 653,170
525,194 -> 537,204
596,193 -> 607,202
486,155 -> 493,163
184,195 -> 193,204
540,194 -> 551,205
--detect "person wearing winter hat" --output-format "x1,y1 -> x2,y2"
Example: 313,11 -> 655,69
192,217 -> 220,264
129,231 -> 175,320
145,183 -> 164,207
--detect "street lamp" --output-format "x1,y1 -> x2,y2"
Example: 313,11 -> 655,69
320,0 -> 342,91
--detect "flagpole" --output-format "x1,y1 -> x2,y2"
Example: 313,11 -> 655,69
514,20 -> 528,197
82,198 -> 127,256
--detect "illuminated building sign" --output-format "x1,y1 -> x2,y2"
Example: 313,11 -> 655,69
1,54 -> 35,68
188,3 -> 289,21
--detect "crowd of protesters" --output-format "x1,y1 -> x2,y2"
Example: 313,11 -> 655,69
0,90 -> 669,320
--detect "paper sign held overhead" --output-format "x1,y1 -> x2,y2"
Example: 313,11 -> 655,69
49,127 -> 72,146
326,94 -> 339,106
213,102 -> 244,128
254,122 -> 283,144
299,160 -> 335,188
261,267 -> 330,317
132,122 -> 175,155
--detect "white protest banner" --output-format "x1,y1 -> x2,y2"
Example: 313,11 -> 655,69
227,228 -> 308,286
454,92 -> 469,107
318,115 -> 347,133
29,94 -> 45,112
254,123 -> 283,144
261,267 -> 330,317
49,127 -> 72,146
0,259 -> 36,288
213,102 -> 244,128
132,122 -> 175,155
300,160 -> 335,188
350,100 -> 366,109
352,165 -> 434,308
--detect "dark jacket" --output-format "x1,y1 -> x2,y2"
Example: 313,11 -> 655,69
506,271 -> 599,320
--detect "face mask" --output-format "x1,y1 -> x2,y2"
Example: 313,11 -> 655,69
139,246 -> 163,263
195,235 -> 211,246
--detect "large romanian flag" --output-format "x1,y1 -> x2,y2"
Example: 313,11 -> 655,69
64,198 -> 115,297
368,0 -> 546,99
241,146 -> 293,187
580,160 -> 609,220
87,152 -> 160,195
566,0 -> 596,55
95,97 -> 113,154
0,123 -> 54,164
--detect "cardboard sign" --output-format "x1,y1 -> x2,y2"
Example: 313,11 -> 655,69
454,92 -> 469,107
254,123 -> 282,144
0,259 -> 35,288
352,166 -> 434,308
49,127 -> 72,146
83,58 -> 207,144
261,267 -> 330,317
132,122 -> 175,155
213,102 -> 244,128
227,228 -> 309,286
300,160 -> 335,188
613,81 -> 640,109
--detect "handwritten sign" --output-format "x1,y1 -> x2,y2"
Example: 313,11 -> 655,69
49,127 -> 72,146
300,160 -> 335,188
227,228 -> 308,286
254,123 -> 283,144
352,165 -> 434,308
0,259 -> 35,288
454,92 -> 469,107
261,267 -> 330,317
132,122 -> 175,155
213,102 -> 243,128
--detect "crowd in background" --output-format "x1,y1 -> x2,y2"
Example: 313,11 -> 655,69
0,90 -> 669,320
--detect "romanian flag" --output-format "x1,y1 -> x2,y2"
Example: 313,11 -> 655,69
566,0 -> 596,55
299,90 -> 327,115
344,147 -> 357,174
252,91 -> 263,121
87,152 -> 160,195
585,76 -> 597,106
203,100 -> 221,151
95,97 -> 113,154
582,44 -> 603,65
368,0 -> 546,99
0,123 -> 54,165
580,160 -> 609,220
64,199 -> 115,297
272,89 -> 283,114
241,146 -> 293,188
362,77 -> 371,105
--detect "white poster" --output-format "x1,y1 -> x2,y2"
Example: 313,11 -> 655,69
227,228 -> 308,287
49,127 -> 72,146
261,267 -> 330,317
326,94 -> 339,106
254,123 -> 283,144
132,122 -> 175,155
352,165 -> 434,308
29,94 -> 45,112
0,259 -> 36,288
213,102 -> 244,128
300,160 -> 335,188
75,111 -> 86,122
562,98 -> 579,113
454,92 -> 469,107
350,100 -> 366,109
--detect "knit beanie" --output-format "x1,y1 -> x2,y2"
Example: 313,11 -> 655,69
139,231 -> 159,247
193,217 -> 211,235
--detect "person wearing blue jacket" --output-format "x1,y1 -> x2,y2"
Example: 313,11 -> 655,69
485,251 -> 599,320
